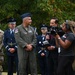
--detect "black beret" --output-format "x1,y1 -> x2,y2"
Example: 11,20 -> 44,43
8,17 -> 16,23
21,13 -> 31,19
40,24 -> 48,29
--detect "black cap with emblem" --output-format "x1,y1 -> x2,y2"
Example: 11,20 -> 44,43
40,24 -> 48,30
7,17 -> 16,25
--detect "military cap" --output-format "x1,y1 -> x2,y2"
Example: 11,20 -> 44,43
21,13 -> 31,19
8,17 -> 16,24
40,24 -> 48,30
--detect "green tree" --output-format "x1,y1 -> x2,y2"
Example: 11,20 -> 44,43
0,0 -> 75,71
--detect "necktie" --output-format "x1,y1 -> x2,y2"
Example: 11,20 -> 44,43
11,30 -> 14,34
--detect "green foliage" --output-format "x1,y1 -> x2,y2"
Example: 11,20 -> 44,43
0,0 -> 75,30
0,0 -> 75,71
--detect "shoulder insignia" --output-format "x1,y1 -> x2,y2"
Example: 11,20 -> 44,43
15,28 -> 18,33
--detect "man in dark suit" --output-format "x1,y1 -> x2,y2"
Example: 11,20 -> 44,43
46,18 -> 59,75
3,18 -> 18,75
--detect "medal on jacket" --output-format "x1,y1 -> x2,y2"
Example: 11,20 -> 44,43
15,29 -> 18,33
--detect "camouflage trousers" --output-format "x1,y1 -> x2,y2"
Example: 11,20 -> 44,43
0,72 -> 2,75
0,66 -> 2,75
0,65 -> 3,72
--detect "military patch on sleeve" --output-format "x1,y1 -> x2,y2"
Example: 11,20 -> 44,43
15,28 -> 18,33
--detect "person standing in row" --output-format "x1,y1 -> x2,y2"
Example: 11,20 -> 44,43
37,24 -> 50,75
46,18 -> 58,75
14,13 -> 37,75
0,29 -> 4,75
3,18 -> 18,75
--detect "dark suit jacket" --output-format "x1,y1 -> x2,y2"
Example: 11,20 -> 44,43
3,29 -> 17,56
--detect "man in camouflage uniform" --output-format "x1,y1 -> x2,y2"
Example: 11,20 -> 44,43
14,13 -> 37,75
0,29 -> 4,75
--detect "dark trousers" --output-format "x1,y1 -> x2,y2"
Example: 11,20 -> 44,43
57,56 -> 74,75
7,55 -> 18,75
48,51 -> 58,75
38,55 -> 50,75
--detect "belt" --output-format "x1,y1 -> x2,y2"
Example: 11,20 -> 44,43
8,43 -> 16,46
